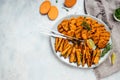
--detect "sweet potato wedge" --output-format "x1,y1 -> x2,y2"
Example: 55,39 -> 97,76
61,45 -> 71,56
69,47 -> 76,63
59,39 -> 65,52
64,45 -> 73,58
76,49 -> 81,66
55,37 -> 59,51
56,38 -> 62,51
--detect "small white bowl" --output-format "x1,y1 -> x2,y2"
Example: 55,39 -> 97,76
113,12 -> 120,22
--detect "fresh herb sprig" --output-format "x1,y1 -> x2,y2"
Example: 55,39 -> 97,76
62,7 -> 69,12
101,43 -> 111,57
115,8 -> 120,20
81,21 -> 91,30
56,0 -> 58,3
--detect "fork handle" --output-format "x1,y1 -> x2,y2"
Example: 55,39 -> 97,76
40,32 -> 67,39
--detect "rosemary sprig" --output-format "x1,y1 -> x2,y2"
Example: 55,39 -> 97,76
62,7 -> 69,12
101,43 -> 111,57
81,21 -> 91,30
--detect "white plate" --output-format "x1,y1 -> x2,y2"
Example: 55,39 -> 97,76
50,14 -> 112,68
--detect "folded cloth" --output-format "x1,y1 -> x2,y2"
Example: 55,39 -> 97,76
84,0 -> 120,79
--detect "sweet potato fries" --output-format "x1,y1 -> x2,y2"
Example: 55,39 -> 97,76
55,16 -> 110,67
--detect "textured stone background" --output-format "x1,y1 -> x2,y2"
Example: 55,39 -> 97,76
0,0 -> 120,80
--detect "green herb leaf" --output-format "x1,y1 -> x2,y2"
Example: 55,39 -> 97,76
115,8 -> 120,20
81,21 -> 91,30
62,7 -> 69,12
56,0 -> 58,3
84,17 -> 86,19
101,43 -> 111,57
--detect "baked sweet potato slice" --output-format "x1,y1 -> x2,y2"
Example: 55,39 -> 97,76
48,6 -> 59,20
39,1 -> 51,14
64,0 -> 77,8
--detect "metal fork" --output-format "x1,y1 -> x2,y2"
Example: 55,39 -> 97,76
39,28 -> 84,42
